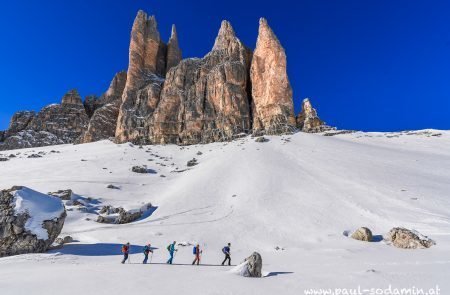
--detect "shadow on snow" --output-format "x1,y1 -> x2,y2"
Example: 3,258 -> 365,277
49,243 -> 159,256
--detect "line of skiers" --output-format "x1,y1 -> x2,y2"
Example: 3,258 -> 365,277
121,242 -> 232,266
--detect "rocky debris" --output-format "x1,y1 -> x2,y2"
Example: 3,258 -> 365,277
9,154 -> 17,158
350,227 -> 373,242
0,130 -> 64,151
196,151 -> 203,156
254,136 -> 268,143
296,98 -> 331,133
79,72 -> 127,143
231,252 -> 263,277
186,158 -> 198,167
53,235 -> 74,248
97,203 -> 153,224
0,186 -> 66,257
386,227 -> 436,249
106,184 -> 120,190
250,18 -> 296,135
0,158 -> 9,162
27,154 -> 42,158
48,189 -> 73,201
323,130 -> 355,137
131,165 -> 152,173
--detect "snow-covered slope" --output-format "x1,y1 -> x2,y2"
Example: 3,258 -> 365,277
0,130 -> 449,295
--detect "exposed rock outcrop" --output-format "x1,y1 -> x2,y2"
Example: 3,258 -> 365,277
351,227 -> 373,242
4,111 -> 36,137
0,186 -> 66,257
79,71 -> 127,143
166,25 -> 182,72
116,11 -> 167,143
2,10 -> 316,150
27,89 -> 89,142
250,18 -> 296,134
296,98 -> 331,133
231,252 -> 263,277
148,20 -> 252,144
386,227 -> 436,249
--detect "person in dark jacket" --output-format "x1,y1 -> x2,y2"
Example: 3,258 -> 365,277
143,243 -> 153,264
121,242 -> 130,264
221,243 -> 231,266
192,244 -> 202,265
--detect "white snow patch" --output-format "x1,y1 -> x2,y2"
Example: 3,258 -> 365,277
12,187 -> 65,240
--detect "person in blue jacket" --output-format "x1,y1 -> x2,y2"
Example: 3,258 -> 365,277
221,243 -> 231,266
166,241 -> 177,264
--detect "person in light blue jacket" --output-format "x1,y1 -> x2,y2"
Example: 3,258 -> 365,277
166,241 -> 177,264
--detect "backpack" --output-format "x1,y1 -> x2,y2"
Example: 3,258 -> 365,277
167,244 -> 171,252
193,246 -> 197,255
222,247 -> 226,254
122,245 -> 128,253
143,246 -> 149,253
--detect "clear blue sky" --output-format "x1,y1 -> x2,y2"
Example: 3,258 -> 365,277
0,0 -> 449,131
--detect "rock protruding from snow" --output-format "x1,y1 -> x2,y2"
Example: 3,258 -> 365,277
230,252 -> 263,277
386,227 -> 436,249
0,186 -> 66,257
48,189 -> 73,201
350,227 -> 373,242
296,98 -> 331,133
250,18 -> 296,135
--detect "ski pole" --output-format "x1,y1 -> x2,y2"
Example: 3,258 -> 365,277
150,252 -> 153,264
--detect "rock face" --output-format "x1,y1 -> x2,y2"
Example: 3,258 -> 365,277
148,20 -> 252,144
296,98 -> 329,132
166,25 -> 182,72
27,89 -> 89,142
351,227 -> 373,242
79,71 -> 127,143
2,10 -> 323,149
0,186 -> 66,257
250,18 -> 296,134
115,11 -> 168,143
386,227 -> 436,249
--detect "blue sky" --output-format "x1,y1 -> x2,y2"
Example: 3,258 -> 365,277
0,0 -> 449,131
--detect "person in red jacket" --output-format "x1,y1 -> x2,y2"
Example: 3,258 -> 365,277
192,244 -> 202,265
121,242 -> 130,264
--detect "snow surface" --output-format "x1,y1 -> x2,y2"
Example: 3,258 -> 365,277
12,187 -> 65,240
0,130 -> 449,295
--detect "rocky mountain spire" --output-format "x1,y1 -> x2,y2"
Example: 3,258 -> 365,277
296,98 -> 329,133
166,24 -> 182,72
116,10 -> 167,143
211,20 -> 251,66
250,18 -> 296,134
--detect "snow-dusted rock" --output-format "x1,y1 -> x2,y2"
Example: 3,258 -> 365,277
351,227 -> 373,242
230,252 -> 263,278
386,227 -> 436,249
48,189 -> 73,201
0,186 -> 66,257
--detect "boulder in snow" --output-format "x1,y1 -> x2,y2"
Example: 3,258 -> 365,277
48,189 -> 73,201
0,186 -> 66,257
230,252 -> 263,278
351,227 -> 373,242
386,227 -> 435,249
254,136 -> 268,143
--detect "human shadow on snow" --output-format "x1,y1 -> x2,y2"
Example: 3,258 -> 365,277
49,243 -> 158,256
